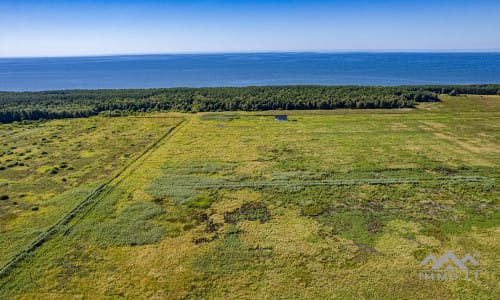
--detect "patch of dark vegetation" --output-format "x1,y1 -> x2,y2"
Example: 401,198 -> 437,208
367,217 -> 384,236
6,162 -> 18,168
152,197 -> 164,204
191,210 -> 209,223
301,204 -> 325,217
0,194 -> 9,200
226,224 -> 243,236
183,223 -> 196,231
205,219 -> 223,233
224,202 -> 271,224
193,237 -> 211,244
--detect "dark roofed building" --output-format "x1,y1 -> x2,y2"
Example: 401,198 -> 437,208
274,115 -> 288,121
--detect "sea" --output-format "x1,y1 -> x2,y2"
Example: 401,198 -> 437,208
0,52 -> 499,91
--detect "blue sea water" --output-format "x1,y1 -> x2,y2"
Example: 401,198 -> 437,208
0,52 -> 499,91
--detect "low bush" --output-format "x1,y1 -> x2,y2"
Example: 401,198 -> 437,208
224,202 -> 271,224
186,195 -> 213,209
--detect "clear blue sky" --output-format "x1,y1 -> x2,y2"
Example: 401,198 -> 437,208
1,0 -> 500,57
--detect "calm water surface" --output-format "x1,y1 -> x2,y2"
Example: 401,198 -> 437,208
1,52 -> 499,91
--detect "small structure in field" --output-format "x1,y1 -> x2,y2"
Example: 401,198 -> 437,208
274,115 -> 288,121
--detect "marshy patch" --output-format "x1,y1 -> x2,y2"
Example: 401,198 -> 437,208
205,219 -> 223,233
224,202 -> 271,224
193,237 -> 211,244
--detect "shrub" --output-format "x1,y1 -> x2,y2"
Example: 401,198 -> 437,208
186,195 -> 213,209
0,194 -> 9,200
224,202 -> 271,224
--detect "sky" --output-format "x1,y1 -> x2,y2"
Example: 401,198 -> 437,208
1,0 -> 500,57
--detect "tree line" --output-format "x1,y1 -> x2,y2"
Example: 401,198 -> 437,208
0,85 -> 498,123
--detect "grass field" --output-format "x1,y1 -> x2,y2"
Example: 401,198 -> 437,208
0,95 -> 498,299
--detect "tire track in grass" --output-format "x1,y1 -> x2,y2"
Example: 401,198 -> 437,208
0,117 -> 187,280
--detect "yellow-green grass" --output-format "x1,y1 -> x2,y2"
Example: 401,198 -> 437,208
0,96 -> 498,299
0,115 -> 182,267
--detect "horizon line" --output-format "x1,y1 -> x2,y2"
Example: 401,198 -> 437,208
2,49 -> 500,59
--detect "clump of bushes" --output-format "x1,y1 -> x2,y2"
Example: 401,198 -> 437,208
6,162 -> 18,168
224,202 -> 271,224
186,195 -> 213,209
0,194 -> 9,200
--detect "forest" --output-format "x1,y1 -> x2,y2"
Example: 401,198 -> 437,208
0,84 -> 499,123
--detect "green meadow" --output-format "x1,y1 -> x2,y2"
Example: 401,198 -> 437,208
0,95 -> 498,299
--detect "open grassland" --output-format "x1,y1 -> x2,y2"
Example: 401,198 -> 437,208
0,95 -> 499,299
0,116 -> 183,267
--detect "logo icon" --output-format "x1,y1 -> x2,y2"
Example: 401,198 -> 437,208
419,251 -> 480,281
